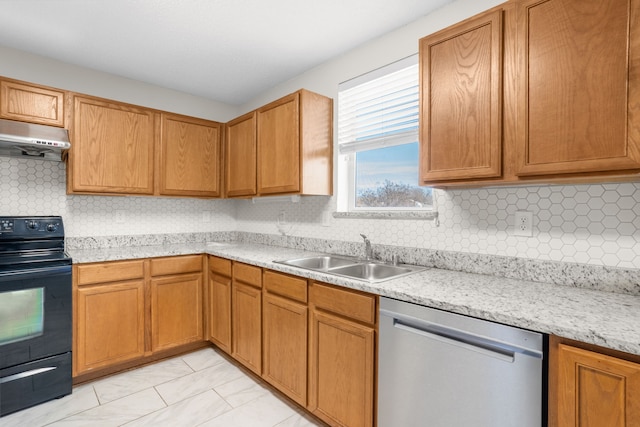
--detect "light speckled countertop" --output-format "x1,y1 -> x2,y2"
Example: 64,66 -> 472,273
68,241 -> 640,357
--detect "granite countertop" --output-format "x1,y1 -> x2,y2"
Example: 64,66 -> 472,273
68,241 -> 640,357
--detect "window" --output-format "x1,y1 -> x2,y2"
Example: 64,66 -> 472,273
337,56 -> 432,212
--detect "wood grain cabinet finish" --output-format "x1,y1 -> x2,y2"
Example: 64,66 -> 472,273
231,262 -> 263,375
262,271 -> 308,406
69,95 -> 156,195
256,89 -> 333,196
552,340 -> 640,427
73,260 -> 146,376
0,79 -> 66,127
308,282 -> 377,427
420,9 -> 503,183
516,0 -> 640,177
159,113 -> 222,197
150,256 -> 204,352
73,256 -> 205,378
208,256 -> 232,353
225,112 -> 257,197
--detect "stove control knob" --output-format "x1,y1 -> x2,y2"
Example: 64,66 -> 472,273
27,220 -> 40,230
47,223 -> 58,232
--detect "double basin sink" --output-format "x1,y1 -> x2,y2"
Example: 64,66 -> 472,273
274,254 -> 426,283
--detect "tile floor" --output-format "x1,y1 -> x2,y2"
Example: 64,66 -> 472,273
0,347 -> 324,427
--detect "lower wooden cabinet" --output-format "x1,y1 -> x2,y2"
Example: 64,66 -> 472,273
309,282 -> 377,427
73,255 -> 205,378
231,262 -> 263,375
551,336 -> 640,427
75,279 -> 146,374
262,271 -> 308,406
208,256 -> 232,353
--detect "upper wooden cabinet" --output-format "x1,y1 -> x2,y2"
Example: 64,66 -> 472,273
0,79 -> 66,127
159,113 -> 222,197
225,112 -> 257,197
253,89 -> 333,196
516,0 -> 640,176
420,9 -> 503,182
420,0 -> 640,187
68,95 -> 156,195
67,94 -> 223,197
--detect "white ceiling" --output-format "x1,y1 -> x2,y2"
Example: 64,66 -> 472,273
0,0 -> 453,105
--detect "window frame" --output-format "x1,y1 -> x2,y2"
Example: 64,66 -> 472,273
337,55 -> 433,214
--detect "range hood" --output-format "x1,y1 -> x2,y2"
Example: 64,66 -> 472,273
0,118 -> 71,161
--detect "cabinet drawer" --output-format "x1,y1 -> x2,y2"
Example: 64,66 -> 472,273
209,256 -> 232,276
310,282 -> 377,325
264,270 -> 307,303
150,255 -> 202,276
233,262 -> 262,288
75,260 -> 145,286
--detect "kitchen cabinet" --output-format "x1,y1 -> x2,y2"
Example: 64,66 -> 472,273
419,8 -> 503,182
0,78 -> 66,127
515,0 -> 640,177
308,282 -> 377,427
262,270 -> 308,406
68,95 -> 156,195
208,256 -> 232,353
150,255 -> 204,352
231,262 -> 263,375
68,94 -> 223,197
158,113 -> 222,197
73,255 -> 206,379
419,0 -> 640,187
255,89 -> 333,196
225,112 -> 257,197
74,260 -> 146,376
550,336 -> 640,427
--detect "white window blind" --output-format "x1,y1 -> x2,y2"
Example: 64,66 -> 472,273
338,56 -> 419,154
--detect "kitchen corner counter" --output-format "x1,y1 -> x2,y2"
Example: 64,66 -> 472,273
68,241 -> 640,357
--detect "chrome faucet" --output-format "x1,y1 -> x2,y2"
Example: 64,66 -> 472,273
360,234 -> 373,260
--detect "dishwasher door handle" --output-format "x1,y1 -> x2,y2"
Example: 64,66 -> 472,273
391,317 -> 541,363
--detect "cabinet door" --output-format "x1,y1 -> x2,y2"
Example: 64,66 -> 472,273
556,344 -> 640,427
257,93 -> 300,194
232,281 -> 262,375
159,113 -> 221,197
0,79 -> 65,127
516,0 -> 640,176
75,280 -> 145,374
70,96 -> 155,194
420,9 -> 503,182
226,112 -> 257,197
151,273 -> 204,352
308,310 -> 375,427
262,293 -> 308,406
209,268 -> 232,353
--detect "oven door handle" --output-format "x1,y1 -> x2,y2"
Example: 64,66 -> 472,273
0,366 -> 57,384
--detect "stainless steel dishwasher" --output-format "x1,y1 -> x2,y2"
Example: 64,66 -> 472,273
378,297 -> 546,427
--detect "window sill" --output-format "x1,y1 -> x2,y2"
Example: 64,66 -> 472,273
333,210 -> 438,221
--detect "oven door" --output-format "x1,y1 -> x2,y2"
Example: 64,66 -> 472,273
0,263 -> 72,370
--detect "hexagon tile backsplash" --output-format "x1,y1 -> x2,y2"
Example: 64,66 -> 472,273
1,157 -> 639,269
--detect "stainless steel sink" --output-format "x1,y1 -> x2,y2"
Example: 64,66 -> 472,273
274,255 -> 425,283
328,262 -> 417,282
274,255 -> 359,271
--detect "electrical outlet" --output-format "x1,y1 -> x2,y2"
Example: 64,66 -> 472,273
514,211 -> 533,237
202,211 -> 211,223
115,210 -> 126,224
